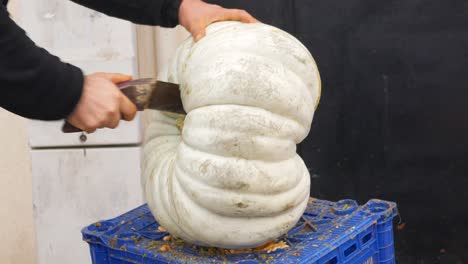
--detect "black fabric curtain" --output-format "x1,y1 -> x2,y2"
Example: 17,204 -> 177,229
209,0 -> 468,262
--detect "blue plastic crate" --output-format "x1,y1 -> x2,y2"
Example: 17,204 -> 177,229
82,198 -> 397,264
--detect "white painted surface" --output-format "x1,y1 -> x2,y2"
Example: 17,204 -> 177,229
31,147 -> 143,264
28,114 -> 142,148
0,109 -> 37,264
15,0 -> 136,62
0,2 -> 36,264
154,26 -> 190,70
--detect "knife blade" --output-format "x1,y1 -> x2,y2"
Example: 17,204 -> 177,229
62,78 -> 185,133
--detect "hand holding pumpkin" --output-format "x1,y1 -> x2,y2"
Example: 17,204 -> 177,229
178,0 -> 258,42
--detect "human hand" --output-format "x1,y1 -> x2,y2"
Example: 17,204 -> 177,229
179,0 -> 258,42
66,72 -> 137,133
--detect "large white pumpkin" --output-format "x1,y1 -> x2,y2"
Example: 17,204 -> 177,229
142,21 -> 321,249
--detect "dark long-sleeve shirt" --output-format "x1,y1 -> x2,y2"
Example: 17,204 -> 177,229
0,0 -> 181,120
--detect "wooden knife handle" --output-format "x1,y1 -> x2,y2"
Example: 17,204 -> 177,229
62,122 -> 83,133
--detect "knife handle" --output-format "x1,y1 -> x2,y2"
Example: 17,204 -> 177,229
62,122 -> 83,133
61,79 -> 154,133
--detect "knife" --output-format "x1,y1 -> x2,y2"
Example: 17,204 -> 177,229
62,78 -> 185,133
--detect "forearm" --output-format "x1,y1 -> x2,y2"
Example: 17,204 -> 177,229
70,0 -> 181,27
0,6 -> 83,120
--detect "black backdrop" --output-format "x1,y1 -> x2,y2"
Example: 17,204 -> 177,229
208,1 -> 468,262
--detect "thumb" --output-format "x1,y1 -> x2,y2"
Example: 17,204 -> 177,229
94,72 -> 133,84
119,92 -> 138,121
194,27 -> 206,42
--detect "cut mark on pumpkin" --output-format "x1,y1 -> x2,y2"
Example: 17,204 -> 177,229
176,117 -> 185,132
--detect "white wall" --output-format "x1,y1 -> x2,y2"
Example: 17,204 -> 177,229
0,109 -> 37,264
137,25 -> 189,128
0,1 -> 37,263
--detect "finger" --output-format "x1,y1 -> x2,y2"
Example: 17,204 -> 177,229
66,116 -> 90,133
85,127 -> 97,134
119,93 -> 138,121
95,72 -> 133,84
194,27 -> 206,42
217,9 -> 258,23
110,73 -> 132,84
106,110 -> 121,129
79,121 -> 97,133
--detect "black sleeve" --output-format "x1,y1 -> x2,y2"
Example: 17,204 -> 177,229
0,6 -> 84,120
70,0 -> 182,27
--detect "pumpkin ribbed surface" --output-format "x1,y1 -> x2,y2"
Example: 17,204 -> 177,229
142,21 -> 321,249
